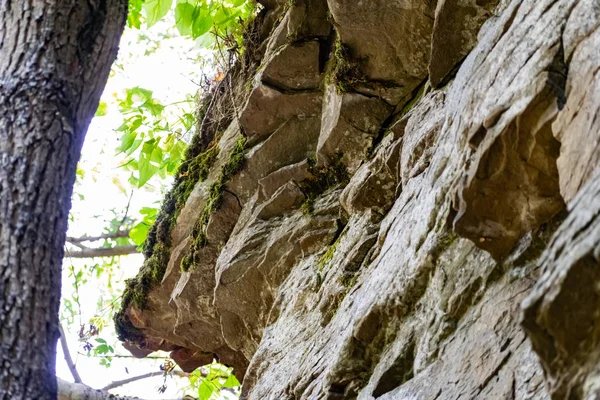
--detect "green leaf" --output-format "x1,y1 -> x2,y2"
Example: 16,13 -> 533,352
231,0 -> 245,6
139,207 -> 158,218
128,87 -> 154,103
129,222 -> 150,246
125,139 -> 143,157
141,99 -> 165,117
222,373 -> 240,388
130,116 -> 144,132
118,131 -> 137,153
96,344 -> 109,354
174,2 -> 195,36
138,153 -> 159,188
95,101 -> 108,117
142,138 -> 158,155
144,0 -> 172,27
127,0 -> 145,28
198,380 -> 215,400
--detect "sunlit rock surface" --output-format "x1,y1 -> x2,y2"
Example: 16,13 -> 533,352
116,0 -> 600,398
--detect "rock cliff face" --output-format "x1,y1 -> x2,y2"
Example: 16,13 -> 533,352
115,0 -> 600,398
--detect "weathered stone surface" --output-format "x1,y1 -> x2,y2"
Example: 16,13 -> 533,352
214,191 -> 340,360
239,84 -> 322,141
229,116 -> 321,202
522,174 -> 600,399
116,1 -> 600,399
552,0 -> 600,204
340,134 -> 401,216
317,85 -> 392,173
260,41 -> 322,90
327,0 -> 436,98
429,0 -> 502,87
450,0 -> 569,260
266,0 -> 331,53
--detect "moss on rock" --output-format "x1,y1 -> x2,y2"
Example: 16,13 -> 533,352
300,154 -> 350,214
326,39 -> 367,93
188,135 -> 248,266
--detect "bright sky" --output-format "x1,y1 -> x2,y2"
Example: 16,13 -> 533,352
56,17 -> 224,399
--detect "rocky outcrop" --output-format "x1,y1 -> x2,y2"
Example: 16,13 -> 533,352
115,0 -> 600,399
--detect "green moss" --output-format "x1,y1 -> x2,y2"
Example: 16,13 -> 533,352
300,154 -> 350,215
114,102 -> 225,341
180,255 -> 192,272
187,135 -> 248,266
339,273 -> 359,289
318,240 -> 339,271
114,242 -> 172,341
326,39 -> 367,94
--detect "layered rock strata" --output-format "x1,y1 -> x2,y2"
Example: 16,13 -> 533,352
115,0 -> 600,398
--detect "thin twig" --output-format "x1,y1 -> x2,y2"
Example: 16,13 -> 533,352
102,371 -> 189,391
59,324 -> 83,384
77,352 -> 167,360
117,191 -> 134,232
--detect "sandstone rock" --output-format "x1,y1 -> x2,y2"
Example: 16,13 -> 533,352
266,0 -> 331,53
340,134 -> 402,216
239,84 -> 322,141
522,174 -> 600,399
257,160 -> 312,203
317,85 -> 392,173
116,0 -> 600,398
400,90 -> 445,187
260,41 -> 321,90
327,0 -> 436,98
429,0 -> 501,87
229,116 -> 321,203
552,0 -> 600,204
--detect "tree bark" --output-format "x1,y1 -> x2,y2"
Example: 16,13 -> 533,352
0,1 -> 127,399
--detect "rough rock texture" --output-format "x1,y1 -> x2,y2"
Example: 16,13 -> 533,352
115,1 -> 600,399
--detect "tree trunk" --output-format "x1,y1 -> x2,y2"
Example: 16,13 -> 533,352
0,1 -> 127,399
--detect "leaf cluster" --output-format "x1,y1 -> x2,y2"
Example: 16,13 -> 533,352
112,87 -> 193,188
188,363 -> 240,400
142,0 -> 256,49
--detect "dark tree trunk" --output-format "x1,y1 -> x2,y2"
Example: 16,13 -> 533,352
0,1 -> 127,399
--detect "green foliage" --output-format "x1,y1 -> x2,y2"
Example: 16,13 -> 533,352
115,86 -> 191,188
129,206 -> 158,246
128,0 -> 145,28
145,0 -> 171,27
141,0 -> 256,49
92,338 -> 115,368
300,154 -> 350,214
188,363 -> 241,400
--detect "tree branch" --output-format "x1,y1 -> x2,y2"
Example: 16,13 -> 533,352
59,324 -> 82,384
101,371 -> 189,391
66,230 -> 131,244
77,352 -> 166,360
65,245 -> 139,258
58,378 -> 142,400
